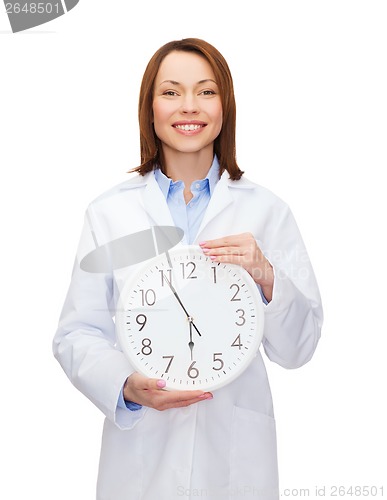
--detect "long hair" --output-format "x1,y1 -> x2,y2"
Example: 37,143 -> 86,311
131,38 -> 243,180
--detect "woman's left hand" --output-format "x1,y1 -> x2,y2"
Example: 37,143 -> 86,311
199,233 -> 274,302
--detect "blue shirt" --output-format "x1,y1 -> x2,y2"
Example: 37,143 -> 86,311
119,156 -> 220,411
154,156 -> 220,244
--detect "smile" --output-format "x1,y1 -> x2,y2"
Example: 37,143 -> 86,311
173,124 -> 206,131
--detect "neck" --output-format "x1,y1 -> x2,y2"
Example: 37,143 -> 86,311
162,145 -> 214,185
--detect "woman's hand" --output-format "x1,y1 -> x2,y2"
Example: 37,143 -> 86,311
199,233 -> 274,302
123,372 -> 213,411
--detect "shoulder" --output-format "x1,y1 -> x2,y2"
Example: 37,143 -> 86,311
88,172 -> 152,207
226,174 -> 290,211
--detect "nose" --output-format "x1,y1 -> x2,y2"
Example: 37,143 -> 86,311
181,93 -> 199,114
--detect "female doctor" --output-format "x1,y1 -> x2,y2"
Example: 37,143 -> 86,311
53,38 -> 323,500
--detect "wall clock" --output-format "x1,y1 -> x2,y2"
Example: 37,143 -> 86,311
116,245 -> 264,391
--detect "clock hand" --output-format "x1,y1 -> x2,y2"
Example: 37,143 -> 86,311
190,320 -> 202,338
190,321 -> 202,338
188,319 -> 195,361
162,272 -> 190,315
161,272 -> 202,337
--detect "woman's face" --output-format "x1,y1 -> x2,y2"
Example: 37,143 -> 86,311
152,51 -> 223,159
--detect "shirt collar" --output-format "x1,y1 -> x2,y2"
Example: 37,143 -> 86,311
154,155 -> 220,200
207,155 -> 220,195
154,165 -> 172,199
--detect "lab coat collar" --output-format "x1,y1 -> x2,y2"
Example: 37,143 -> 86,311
119,168 -> 256,238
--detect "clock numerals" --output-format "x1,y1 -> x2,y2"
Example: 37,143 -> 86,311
141,338 -> 152,355
181,261 -> 197,280
136,314 -> 147,331
235,308 -> 246,326
231,334 -> 243,350
187,361 -> 199,379
212,352 -> 224,371
140,288 -> 156,306
162,355 -> 174,373
211,266 -> 217,283
230,283 -> 241,301
159,269 -> 172,287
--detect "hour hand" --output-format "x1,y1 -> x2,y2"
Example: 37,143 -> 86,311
188,319 -> 195,361
190,321 -> 202,338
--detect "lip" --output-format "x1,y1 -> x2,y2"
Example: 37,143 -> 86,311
172,120 -> 207,135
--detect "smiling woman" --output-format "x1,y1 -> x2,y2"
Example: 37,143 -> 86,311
135,38 -> 242,181
53,37 -> 323,500
152,51 -> 223,187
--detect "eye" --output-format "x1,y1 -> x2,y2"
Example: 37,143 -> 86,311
162,90 -> 179,97
199,90 -> 216,96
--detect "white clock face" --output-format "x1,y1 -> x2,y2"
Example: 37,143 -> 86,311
116,246 -> 264,391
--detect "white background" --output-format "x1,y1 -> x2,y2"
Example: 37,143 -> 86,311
1,1 -> 386,498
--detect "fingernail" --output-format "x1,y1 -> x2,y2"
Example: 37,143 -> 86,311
198,241 -> 207,247
199,392 -> 213,400
156,380 -> 166,388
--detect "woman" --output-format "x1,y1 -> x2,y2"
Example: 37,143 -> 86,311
53,38 -> 323,500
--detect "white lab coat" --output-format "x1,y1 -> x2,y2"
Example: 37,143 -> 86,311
53,170 -> 323,500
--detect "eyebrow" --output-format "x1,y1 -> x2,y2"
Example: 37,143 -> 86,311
159,79 -> 218,87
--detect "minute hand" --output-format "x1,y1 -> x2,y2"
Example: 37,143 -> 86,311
162,272 -> 202,337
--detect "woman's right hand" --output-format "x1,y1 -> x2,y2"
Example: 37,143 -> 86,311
123,372 -> 213,411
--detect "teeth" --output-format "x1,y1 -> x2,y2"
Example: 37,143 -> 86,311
175,124 -> 202,131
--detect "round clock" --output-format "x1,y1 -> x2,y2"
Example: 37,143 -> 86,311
116,245 -> 264,391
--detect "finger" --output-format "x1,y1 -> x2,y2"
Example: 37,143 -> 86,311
147,389 -> 207,411
204,246 -> 242,257
201,242 -> 243,258
142,378 -> 167,391
156,389 -> 208,405
160,392 -> 214,410
199,235 -> 243,249
128,374 -> 166,391
200,232 -> 255,249
159,389 -> 206,402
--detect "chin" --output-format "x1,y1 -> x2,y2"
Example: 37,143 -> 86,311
174,141 -> 214,155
